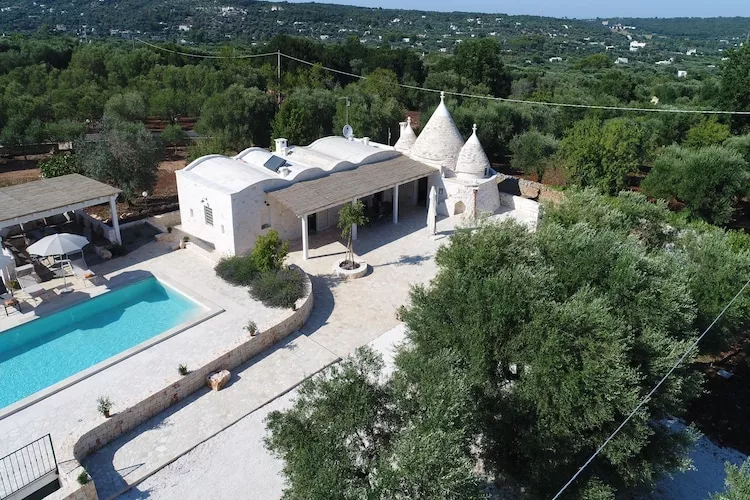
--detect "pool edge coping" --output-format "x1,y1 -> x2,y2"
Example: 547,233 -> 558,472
0,274 -> 224,421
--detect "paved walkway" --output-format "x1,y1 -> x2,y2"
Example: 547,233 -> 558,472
117,324 -> 409,500
84,333 -> 338,499
287,208 -> 455,357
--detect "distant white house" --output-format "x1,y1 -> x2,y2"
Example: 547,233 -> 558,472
656,59 -> 672,65
677,70 -> 688,78
319,35 -> 329,41
178,24 -> 191,32
549,56 -> 563,62
615,57 -> 629,65
629,40 -> 646,52
686,48 -> 697,56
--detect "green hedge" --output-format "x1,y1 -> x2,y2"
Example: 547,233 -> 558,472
249,268 -> 306,309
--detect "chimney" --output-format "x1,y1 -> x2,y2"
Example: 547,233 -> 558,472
362,137 -> 370,146
274,138 -> 288,156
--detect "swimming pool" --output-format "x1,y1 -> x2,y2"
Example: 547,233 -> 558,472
0,277 -> 204,410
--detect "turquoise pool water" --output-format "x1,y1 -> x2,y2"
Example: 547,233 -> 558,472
0,277 -> 203,410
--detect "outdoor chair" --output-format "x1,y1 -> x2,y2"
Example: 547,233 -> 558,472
16,267 -> 47,303
69,257 -> 98,288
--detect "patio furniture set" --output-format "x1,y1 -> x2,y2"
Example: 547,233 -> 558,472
0,233 -> 97,316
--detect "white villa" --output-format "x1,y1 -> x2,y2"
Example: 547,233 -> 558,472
176,92 -> 514,259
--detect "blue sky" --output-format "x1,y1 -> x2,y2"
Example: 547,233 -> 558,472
284,0 -> 750,18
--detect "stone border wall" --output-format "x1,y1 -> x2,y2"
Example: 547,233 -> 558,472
497,174 -> 565,205
56,267 -> 313,500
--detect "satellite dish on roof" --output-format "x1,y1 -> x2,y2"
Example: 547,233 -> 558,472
342,124 -> 354,139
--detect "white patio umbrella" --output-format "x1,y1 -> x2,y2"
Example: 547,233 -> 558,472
27,233 -> 90,257
27,233 -> 89,293
427,186 -> 438,236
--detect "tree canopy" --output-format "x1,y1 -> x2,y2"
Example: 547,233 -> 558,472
641,145 -> 750,225
75,117 -> 161,202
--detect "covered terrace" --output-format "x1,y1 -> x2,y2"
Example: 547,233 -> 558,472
267,155 -> 436,259
0,174 -> 123,245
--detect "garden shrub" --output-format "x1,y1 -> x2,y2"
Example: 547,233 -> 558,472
250,230 -> 288,273
39,153 -> 78,178
215,255 -> 257,286
249,268 -> 306,309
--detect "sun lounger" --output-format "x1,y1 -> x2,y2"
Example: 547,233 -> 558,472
69,257 -> 97,287
16,268 -> 46,302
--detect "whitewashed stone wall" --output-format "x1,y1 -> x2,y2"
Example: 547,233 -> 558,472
231,186 -> 269,256
176,175 -> 236,255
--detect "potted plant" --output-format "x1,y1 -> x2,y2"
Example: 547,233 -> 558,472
337,201 -> 368,270
97,396 -> 114,418
180,236 -> 190,249
178,363 -> 189,376
245,320 -> 258,337
77,470 -> 90,485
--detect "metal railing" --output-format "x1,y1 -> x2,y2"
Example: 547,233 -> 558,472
0,434 -> 58,499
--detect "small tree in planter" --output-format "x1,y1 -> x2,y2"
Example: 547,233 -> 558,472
97,396 -> 114,418
178,363 -> 189,376
337,201 -> 368,269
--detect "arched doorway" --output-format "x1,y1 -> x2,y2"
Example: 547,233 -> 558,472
453,201 -> 466,215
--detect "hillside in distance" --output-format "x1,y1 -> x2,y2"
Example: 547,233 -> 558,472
0,0 -> 748,59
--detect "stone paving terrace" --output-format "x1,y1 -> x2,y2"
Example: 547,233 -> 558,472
1,203 -> 537,499
0,241 -> 299,495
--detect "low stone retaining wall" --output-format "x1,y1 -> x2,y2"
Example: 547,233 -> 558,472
497,174 -> 565,205
55,267 -> 313,500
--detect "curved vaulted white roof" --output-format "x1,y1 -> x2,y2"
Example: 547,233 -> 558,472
409,92 -> 464,171
179,136 -> 401,195
394,116 -> 417,153
455,124 -> 491,180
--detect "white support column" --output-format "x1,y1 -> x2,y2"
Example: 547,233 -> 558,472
392,184 -> 399,224
301,215 -> 309,260
109,196 -> 122,245
351,199 -> 358,241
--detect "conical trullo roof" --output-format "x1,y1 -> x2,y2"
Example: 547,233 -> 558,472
394,116 -> 417,152
409,92 -> 464,171
455,124 -> 491,180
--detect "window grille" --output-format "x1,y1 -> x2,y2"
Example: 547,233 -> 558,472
204,205 -> 214,226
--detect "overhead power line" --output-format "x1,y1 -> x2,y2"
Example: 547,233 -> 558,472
134,37 -> 278,59
134,38 -> 750,116
551,275 -> 750,500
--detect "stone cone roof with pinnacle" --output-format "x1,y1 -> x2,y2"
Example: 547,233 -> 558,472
394,116 -> 417,152
455,124 -> 491,179
409,91 -> 465,171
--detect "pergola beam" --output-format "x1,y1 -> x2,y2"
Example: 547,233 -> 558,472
109,196 -> 122,245
393,184 -> 399,224
301,214 -> 309,260
0,195 -> 115,231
